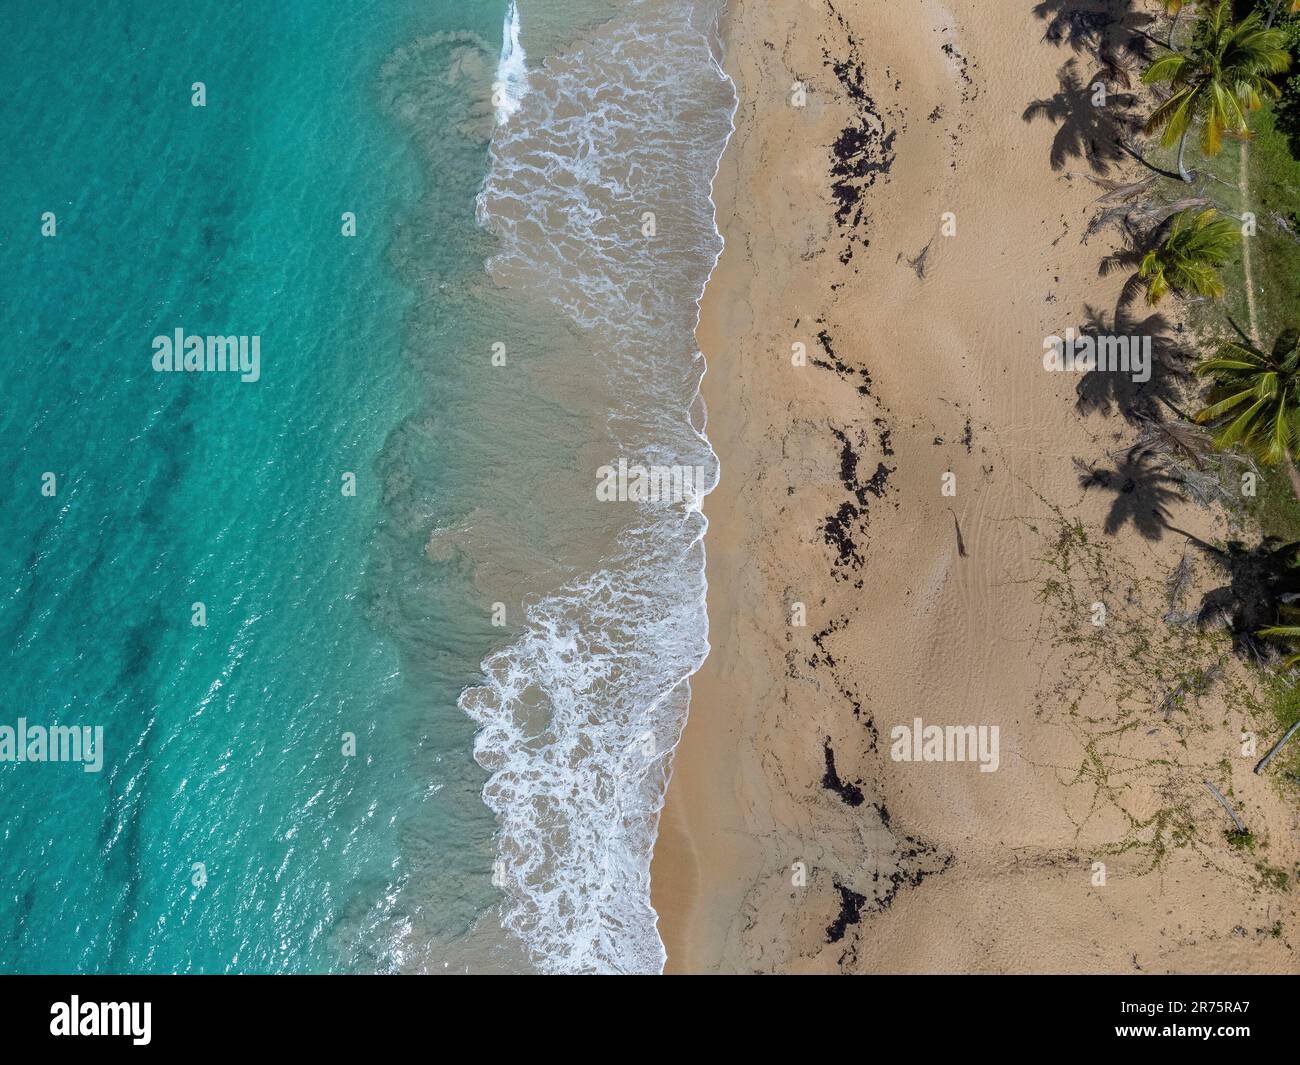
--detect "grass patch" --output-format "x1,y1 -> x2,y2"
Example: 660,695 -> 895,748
1140,100 -> 1300,543
1256,861 -> 1290,891
1241,105 -> 1300,340
1260,670 -> 1300,783
1148,103 -> 1300,344
1227,828 -> 1257,850
1244,463 -> 1300,541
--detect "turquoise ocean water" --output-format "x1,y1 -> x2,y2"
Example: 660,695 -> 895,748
0,0 -> 732,973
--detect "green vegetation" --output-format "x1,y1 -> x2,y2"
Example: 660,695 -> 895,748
1244,463 -> 1300,539
1136,5 -> 1300,673
1144,1 -> 1291,181
1256,669 -> 1300,777
1240,106 -> 1300,337
1275,4 -> 1300,156
1238,5 -> 1300,545
1188,92 -> 1300,541
1018,2 -> 1300,862
1022,0 -> 1300,879
1256,861 -> 1290,889
1021,504 -> 1254,872
1139,207 -> 1240,303
1140,3 -> 1297,325
1193,327 -> 1300,482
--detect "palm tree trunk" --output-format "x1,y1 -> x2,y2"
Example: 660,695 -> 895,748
1266,0 -> 1282,29
1167,7 -> 1182,48
1156,395 -> 1195,423
1285,453 -> 1300,505
1161,524 -> 1227,558
1177,128 -> 1192,183
1116,138 -> 1185,181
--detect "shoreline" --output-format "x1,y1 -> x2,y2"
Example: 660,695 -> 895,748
651,0 -> 1300,974
649,5 -> 743,971
466,0 -> 740,973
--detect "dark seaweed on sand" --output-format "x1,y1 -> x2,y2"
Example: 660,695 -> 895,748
822,1 -> 897,264
822,740 -> 866,807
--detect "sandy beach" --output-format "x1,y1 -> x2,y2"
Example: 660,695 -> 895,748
651,0 -> 1300,973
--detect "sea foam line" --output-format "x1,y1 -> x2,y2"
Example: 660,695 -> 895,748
494,1 -> 530,126
467,0 -> 738,975
646,0 -> 740,964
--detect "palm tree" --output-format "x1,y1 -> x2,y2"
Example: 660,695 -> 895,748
1265,1 -> 1300,30
1194,326 -> 1300,498
1142,1 -> 1291,182
1259,610 -> 1300,665
1137,207 -> 1238,305
1162,0 -> 1191,49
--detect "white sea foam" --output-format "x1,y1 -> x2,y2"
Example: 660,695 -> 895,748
466,0 -> 735,973
494,2 -> 531,126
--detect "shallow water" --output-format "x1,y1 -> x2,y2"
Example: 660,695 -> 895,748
0,0 -> 732,975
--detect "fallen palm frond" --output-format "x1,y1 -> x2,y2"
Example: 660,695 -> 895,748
1166,546 -> 1194,614
1088,173 -> 1159,204
1087,196 -> 1213,244
1168,463 -> 1240,507
1130,413 -> 1213,469
1121,414 -> 1255,509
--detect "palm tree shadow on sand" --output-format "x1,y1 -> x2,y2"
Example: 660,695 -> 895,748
1023,60 -> 1141,172
1032,0 -> 1157,83
1072,300 -> 1192,421
1077,448 -> 1184,540
1078,466 -> 1300,657
1166,535 -> 1300,659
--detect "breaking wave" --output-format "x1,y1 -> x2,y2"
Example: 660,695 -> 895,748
463,0 -> 735,973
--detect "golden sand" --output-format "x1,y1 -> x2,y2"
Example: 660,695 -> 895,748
651,0 -> 1300,974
